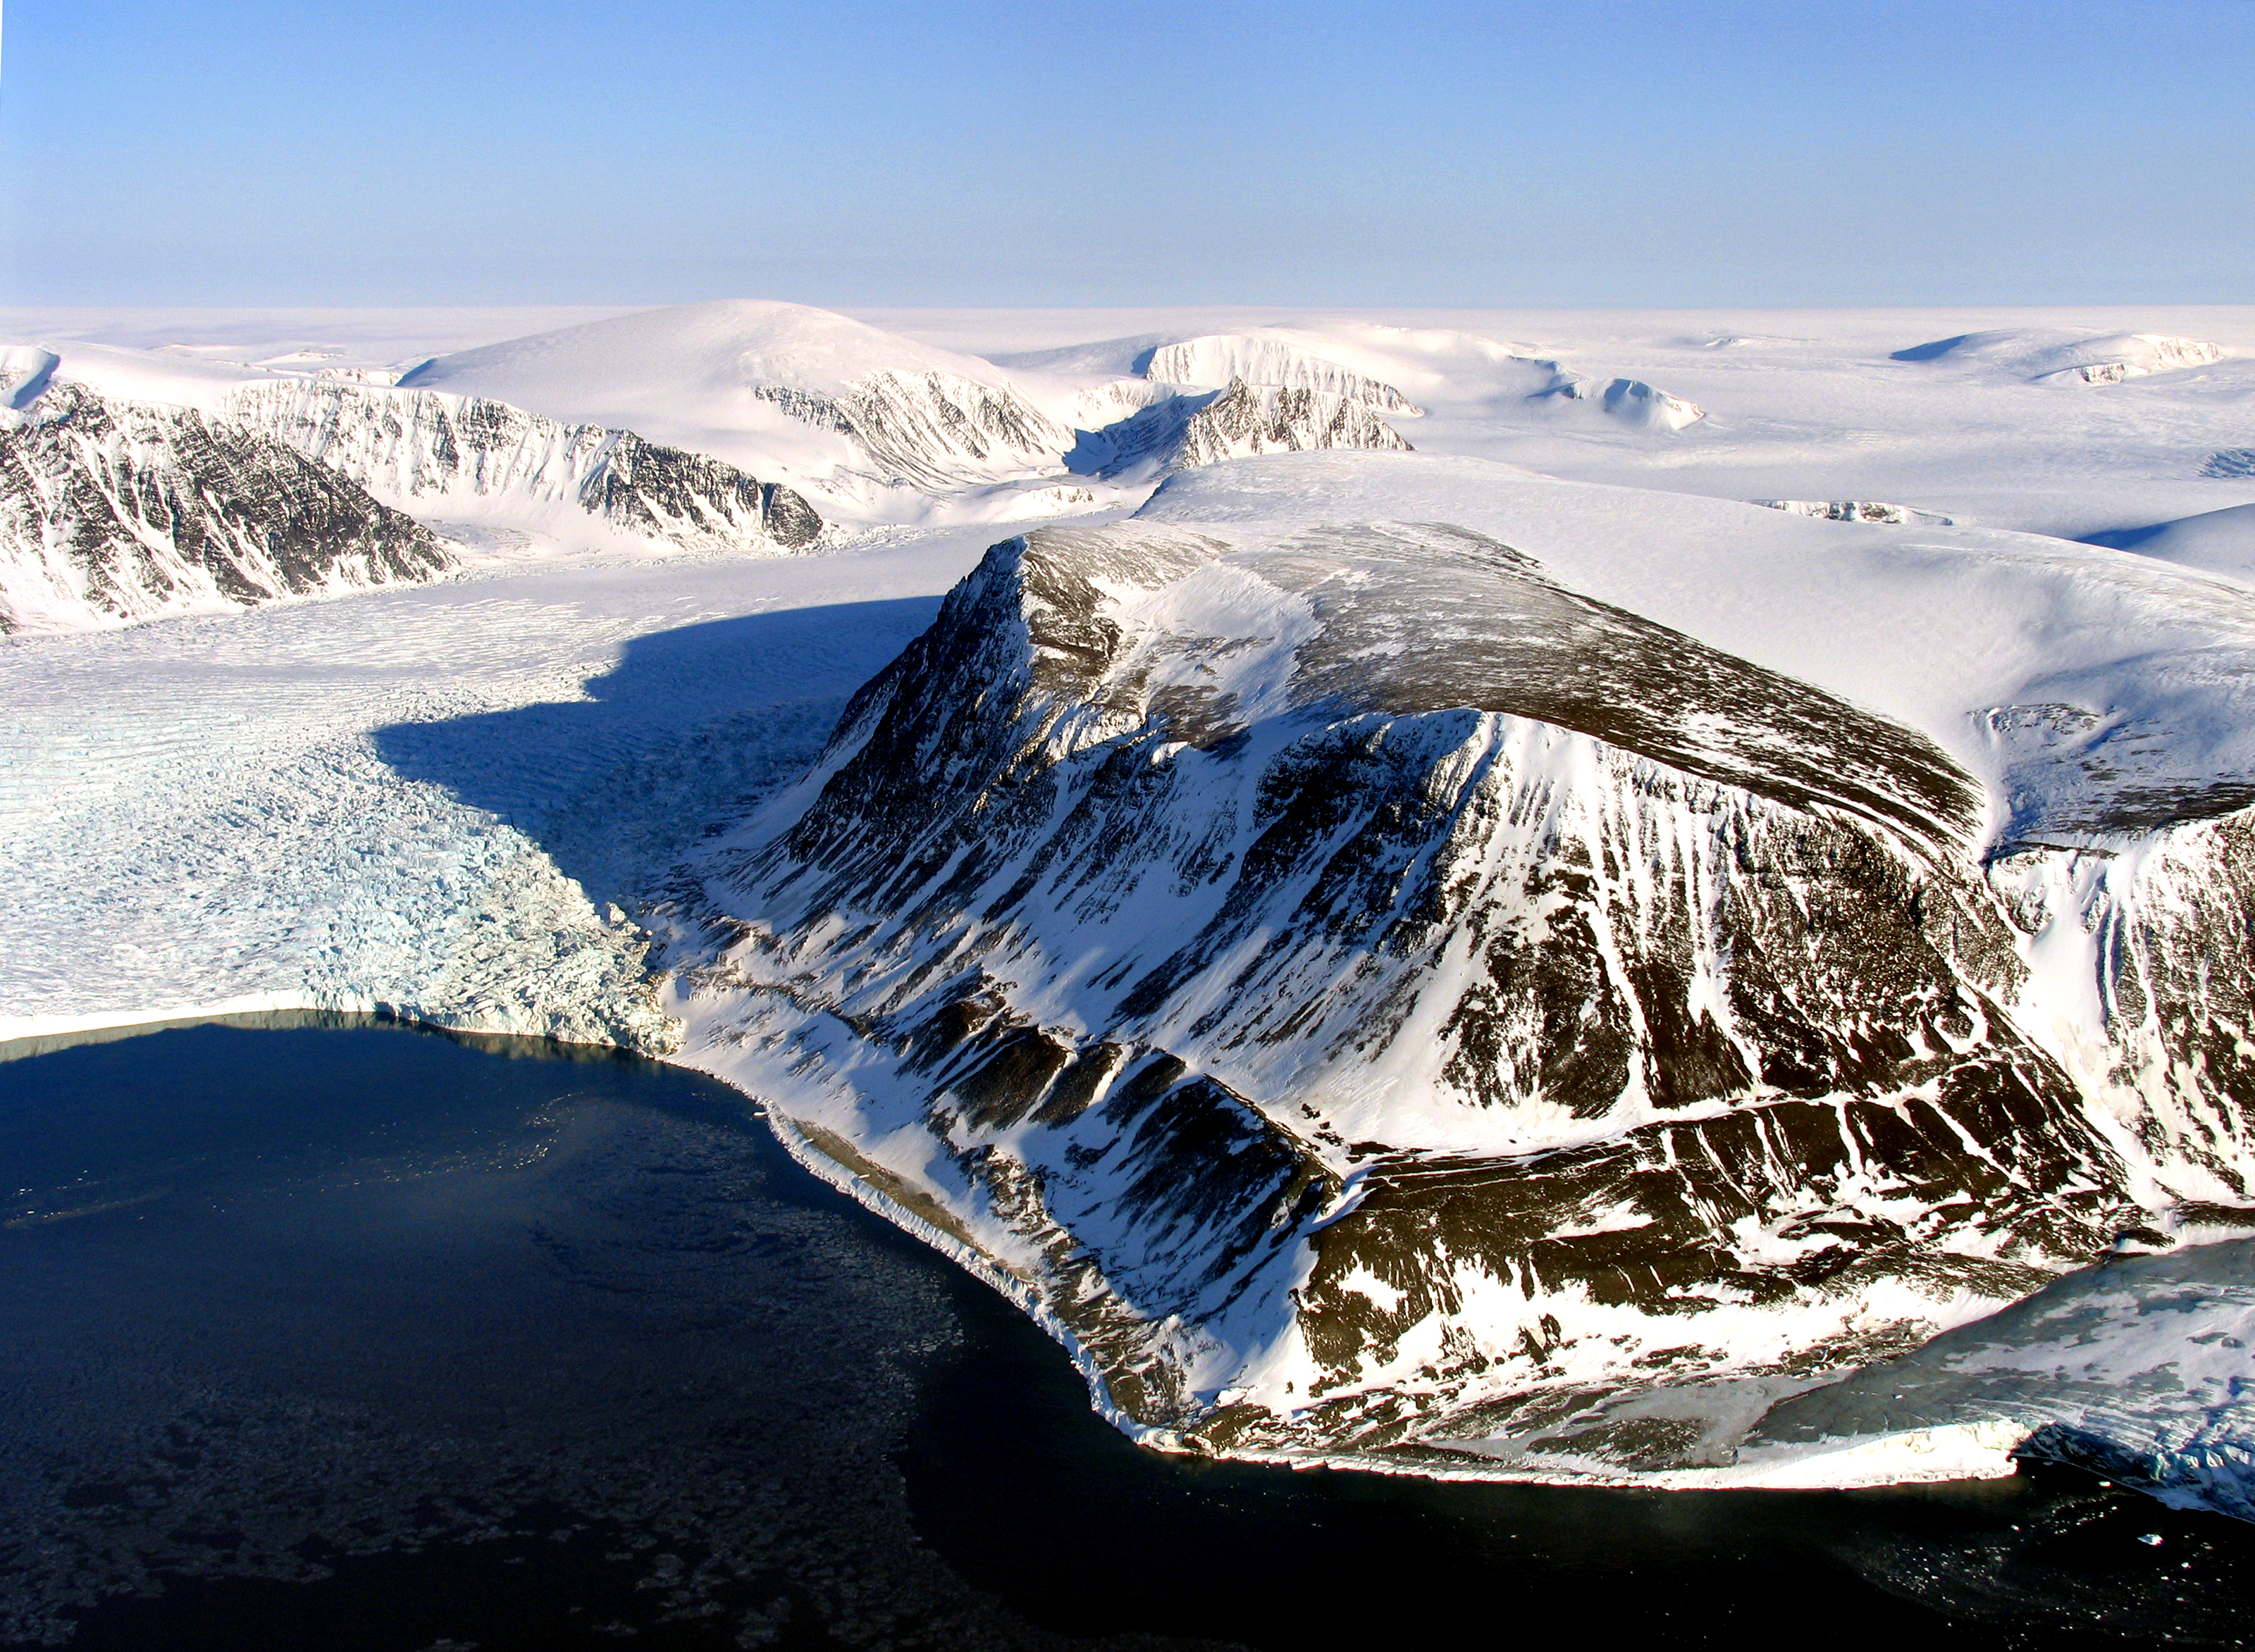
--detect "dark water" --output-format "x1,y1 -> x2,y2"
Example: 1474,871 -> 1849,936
1,1019 -> 2248,1651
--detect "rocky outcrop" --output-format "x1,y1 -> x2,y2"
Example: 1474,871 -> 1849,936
752,369 -> 1075,495
1077,379 -> 1411,480
0,382 -> 451,633
1988,814 -> 2255,1212
224,380 -> 822,554
1755,499 -> 1956,526
1142,335 -> 1423,414
2033,335 -> 2225,385
670,518 -> 2243,1473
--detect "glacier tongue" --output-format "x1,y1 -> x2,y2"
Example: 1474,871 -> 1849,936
0,536 -> 989,1052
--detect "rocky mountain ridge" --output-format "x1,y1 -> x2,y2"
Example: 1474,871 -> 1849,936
1075,379 -> 1415,480
0,379 -> 452,633
0,362 -> 829,631
224,378 -> 824,555
667,511 -> 2255,1476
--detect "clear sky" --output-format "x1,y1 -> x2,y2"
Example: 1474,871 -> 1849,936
4,0 -> 2251,309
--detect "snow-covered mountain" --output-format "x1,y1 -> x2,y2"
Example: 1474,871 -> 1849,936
81,302 -> 1694,538
667,450 -> 2255,1488
1075,378 -> 1414,480
1140,335 -> 1426,414
993,321 -> 1707,439
397,302 -> 1082,519
397,302 -> 1423,521
0,339 -> 829,630
221,379 -> 824,557
1757,499 -> 1956,525
1892,328 -> 2228,385
0,370 -> 451,633
9,301 -> 2255,1516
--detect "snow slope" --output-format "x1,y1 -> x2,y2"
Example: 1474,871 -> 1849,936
1892,328 -> 2227,385
2084,501 -> 2255,580
1135,452 -> 2255,841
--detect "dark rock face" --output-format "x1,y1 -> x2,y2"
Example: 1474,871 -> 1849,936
583,434 -> 823,550
2038,809 -> 2255,1207
224,380 -> 822,554
676,521 -> 2225,1470
0,383 -> 452,631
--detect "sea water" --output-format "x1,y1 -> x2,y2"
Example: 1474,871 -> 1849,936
1,1017 -> 2246,1650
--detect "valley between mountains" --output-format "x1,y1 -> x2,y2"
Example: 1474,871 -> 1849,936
5,300 -> 2255,1520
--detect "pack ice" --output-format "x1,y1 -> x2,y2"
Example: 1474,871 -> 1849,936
4,302 -> 2254,1518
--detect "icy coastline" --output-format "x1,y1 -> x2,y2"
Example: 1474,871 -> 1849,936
7,301 -> 2255,1522
3,521 -> 2247,1524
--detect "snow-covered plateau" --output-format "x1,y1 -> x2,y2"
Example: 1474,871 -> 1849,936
4,301 -> 2254,1521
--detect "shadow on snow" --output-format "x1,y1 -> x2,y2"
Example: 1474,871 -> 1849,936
369,593 -> 939,923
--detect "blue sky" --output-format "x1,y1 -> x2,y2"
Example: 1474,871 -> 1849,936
4,0 -> 2251,307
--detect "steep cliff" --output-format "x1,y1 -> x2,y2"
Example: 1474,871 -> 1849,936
0,380 -> 451,633
1142,335 -> 1425,414
223,379 -> 822,554
1078,379 -> 1413,481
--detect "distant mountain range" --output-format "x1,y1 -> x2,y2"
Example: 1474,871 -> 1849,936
1,302 -> 1728,631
